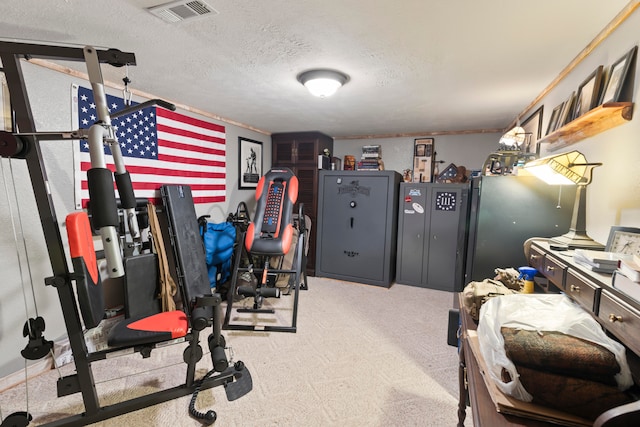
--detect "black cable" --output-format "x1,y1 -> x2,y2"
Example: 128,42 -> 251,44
188,370 -> 217,425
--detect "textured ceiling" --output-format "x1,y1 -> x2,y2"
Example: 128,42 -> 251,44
0,0 -> 631,138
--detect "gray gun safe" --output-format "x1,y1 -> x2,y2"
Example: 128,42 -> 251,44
315,170 -> 402,287
396,182 -> 470,291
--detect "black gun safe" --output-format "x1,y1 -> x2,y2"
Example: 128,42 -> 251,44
395,182 -> 470,291
315,170 -> 402,287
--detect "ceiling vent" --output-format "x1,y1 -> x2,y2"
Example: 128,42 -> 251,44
148,0 -> 218,23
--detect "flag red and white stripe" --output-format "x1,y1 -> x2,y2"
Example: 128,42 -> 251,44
73,85 -> 225,208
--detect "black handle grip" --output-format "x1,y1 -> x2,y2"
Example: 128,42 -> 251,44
87,168 -> 119,228
259,288 -> 280,298
237,286 -> 256,297
211,345 -> 228,372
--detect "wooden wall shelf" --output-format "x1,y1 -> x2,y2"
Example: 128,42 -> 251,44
543,102 -> 634,151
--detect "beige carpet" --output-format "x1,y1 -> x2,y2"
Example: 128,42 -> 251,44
0,277 -> 471,426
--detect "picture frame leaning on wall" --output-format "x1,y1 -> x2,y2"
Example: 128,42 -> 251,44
600,45 -> 638,105
573,65 -> 604,120
546,101 -> 564,136
520,105 -> 543,155
557,91 -> 576,129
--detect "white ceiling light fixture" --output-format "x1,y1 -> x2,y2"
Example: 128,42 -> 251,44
297,69 -> 349,98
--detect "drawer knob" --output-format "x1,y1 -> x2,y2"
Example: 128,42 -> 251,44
546,266 -> 555,272
609,314 -> 623,323
570,285 -> 580,292
531,255 -> 540,260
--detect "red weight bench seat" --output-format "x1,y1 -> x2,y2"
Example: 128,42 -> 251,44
66,211 -> 188,347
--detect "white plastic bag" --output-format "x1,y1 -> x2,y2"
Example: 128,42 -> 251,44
476,293 -> 633,402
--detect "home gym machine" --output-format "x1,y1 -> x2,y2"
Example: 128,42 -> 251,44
0,41 -> 251,426
223,168 -> 308,333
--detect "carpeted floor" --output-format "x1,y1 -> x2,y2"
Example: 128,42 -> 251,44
0,277 -> 472,426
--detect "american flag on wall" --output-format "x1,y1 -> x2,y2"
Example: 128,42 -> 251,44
73,85 -> 225,208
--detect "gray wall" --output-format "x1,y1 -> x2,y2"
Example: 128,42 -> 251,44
333,133 -> 500,177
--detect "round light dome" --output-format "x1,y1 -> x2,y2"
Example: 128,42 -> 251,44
297,69 -> 349,98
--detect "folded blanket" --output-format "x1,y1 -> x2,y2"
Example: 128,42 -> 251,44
515,365 -> 633,421
501,327 -> 619,385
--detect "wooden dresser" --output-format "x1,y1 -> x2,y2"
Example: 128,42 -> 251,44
271,131 -> 333,276
457,240 -> 640,426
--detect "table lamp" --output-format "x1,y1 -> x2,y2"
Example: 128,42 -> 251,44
483,126 -> 538,175
523,150 -> 604,250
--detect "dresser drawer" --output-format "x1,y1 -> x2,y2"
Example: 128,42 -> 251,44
598,290 -> 640,356
542,254 -> 567,290
528,245 -> 545,273
566,269 -> 600,313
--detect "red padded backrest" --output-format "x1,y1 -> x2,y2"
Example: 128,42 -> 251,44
66,212 -> 105,329
245,168 -> 298,255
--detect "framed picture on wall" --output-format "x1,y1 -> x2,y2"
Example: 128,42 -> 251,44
521,106 -> 543,155
239,137 -> 263,189
546,101 -> 564,136
412,137 -> 434,183
573,65 -> 604,119
557,91 -> 576,129
600,45 -> 638,104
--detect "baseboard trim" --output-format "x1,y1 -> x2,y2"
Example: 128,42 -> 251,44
0,356 -> 53,393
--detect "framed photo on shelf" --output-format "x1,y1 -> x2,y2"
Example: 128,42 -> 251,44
600,45 -> 638,105
557,91 -> 576,129
414,138 -> 433,157
412,137 -> 434,183
573,65 -> 604,119
521,106 -> 543,154
238,137 -> 262,189
546,101 -> 564,136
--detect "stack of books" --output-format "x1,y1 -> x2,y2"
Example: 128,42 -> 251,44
357,145 -> 383,170
573,249 -> 628,274
613,254 -> 640,303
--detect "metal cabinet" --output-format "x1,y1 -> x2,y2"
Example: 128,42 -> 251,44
396,183 -> 470,291
315,170 -> 401,287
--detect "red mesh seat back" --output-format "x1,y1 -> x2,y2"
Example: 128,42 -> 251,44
245,168 -> 298,256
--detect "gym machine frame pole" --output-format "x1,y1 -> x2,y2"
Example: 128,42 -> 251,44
0,41 -> 132,418
0,41 -> 237,426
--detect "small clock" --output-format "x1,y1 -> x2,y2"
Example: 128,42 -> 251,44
605,226 -> 640,255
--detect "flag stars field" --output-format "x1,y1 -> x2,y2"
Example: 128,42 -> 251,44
73,85 -> 226,207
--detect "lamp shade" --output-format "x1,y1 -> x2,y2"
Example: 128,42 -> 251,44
297,69 -> 349,97
523,151 -> 597,186
523,150 -> 604,250
499,126 -> 527,149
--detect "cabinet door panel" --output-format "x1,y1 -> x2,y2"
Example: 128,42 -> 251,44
294,168 -> 316,215
318,174 -> 390,281
295,139 -> 318,163
295,167 -> 318,273
396,184 -> 428,285
273,141 -> 294,164
426,187 -> 466,291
